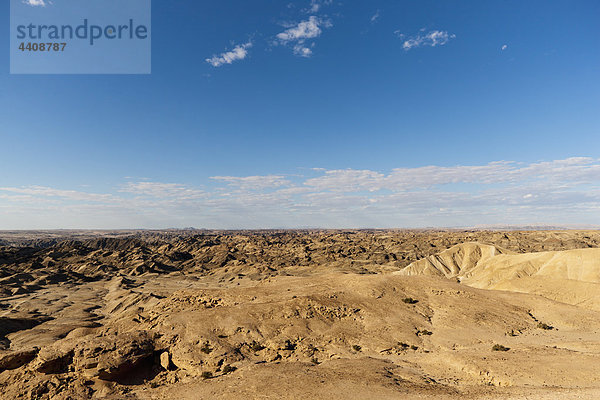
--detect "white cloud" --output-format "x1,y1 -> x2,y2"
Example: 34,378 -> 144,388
0,186 -> 114,202
206,42 -> 252,67
371,10 -> 380,23
23,0 -> 46,6
2,158 -> 600,229
293,43 -> 314,57
276,16 -> 331,57
399,30 -> 456,50
302,158 -> 600,193
210,175 -> 291,190
277,16 -> 324,42
304,169 -> 385,192
120,182 -> 205,200
307,0 -> 332,13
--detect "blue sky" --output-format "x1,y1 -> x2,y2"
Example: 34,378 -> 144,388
1,0 -> 599,229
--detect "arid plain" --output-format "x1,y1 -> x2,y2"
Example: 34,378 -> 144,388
1,230 -> 599,399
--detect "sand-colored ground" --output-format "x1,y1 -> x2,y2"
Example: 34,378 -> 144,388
0,230 -> 599,399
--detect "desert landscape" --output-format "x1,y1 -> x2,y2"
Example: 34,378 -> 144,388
5,0 -> 598,399
0,229 -> 599,399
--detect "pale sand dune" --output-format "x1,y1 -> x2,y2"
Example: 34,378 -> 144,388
396,243 -> 600,310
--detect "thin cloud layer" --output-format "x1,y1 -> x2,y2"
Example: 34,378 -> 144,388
398,30 -> 456,50
206,42 -> 252,67
23,0 -> 47,6
0,185 -> 114,202
1,158 -> 599,229
120,182 -> 206,200
210,175 -> 291,190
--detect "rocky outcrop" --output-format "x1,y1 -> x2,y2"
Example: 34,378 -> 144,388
0,348 -> 38,371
